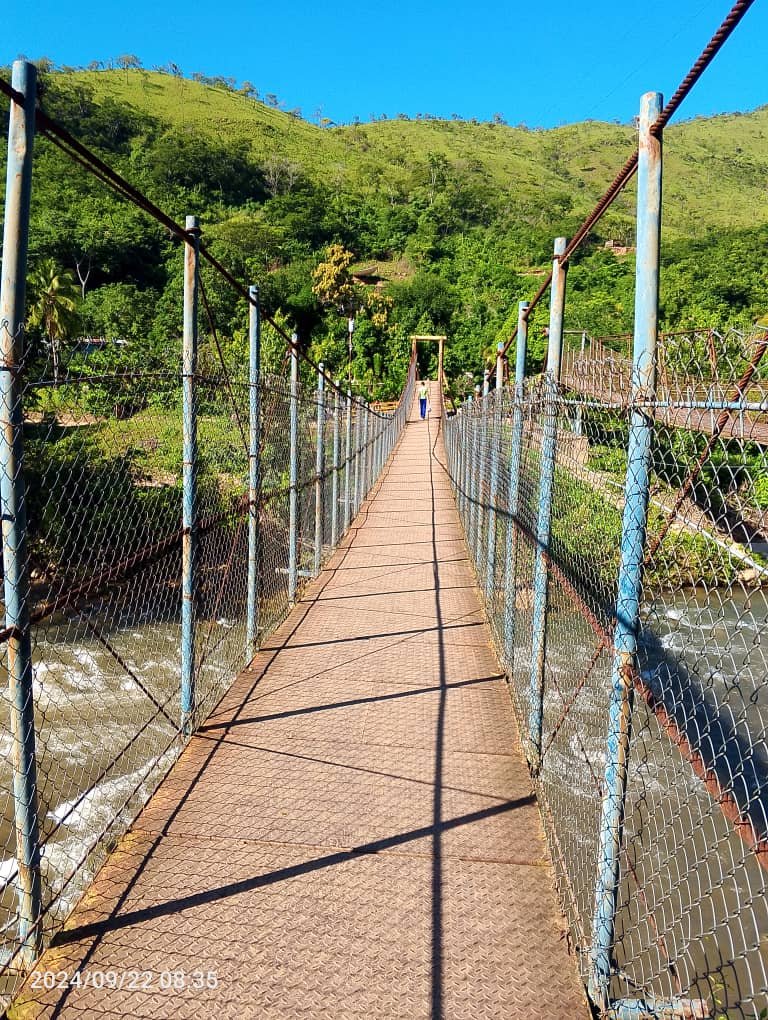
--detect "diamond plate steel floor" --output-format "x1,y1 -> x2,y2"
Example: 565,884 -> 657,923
9,385 -> 589,1019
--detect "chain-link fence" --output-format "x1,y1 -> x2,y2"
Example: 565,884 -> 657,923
444,326 -> 768,1019
0,315 -> 413,1004
0,61 -> 417,1002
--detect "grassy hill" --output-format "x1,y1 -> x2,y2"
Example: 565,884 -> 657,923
4,66 -> 767,396
58,70 -> 768,239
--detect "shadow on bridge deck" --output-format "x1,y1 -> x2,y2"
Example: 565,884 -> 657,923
9,383 -> 589,1019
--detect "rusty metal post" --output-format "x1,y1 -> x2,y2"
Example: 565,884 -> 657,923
314,364 -> 325,575
477,369 -> 491,567
503,301 -> 529,666
455,405 -> 465,518
468,386 -> 481,563
181,215 -> 200,736
331,383 -> 340,547
0,59 -> 42,966
589,92 -> 662,1014
463,395 -> 473,524
246,285 -> 261,659
344,389 -> 352,533
376,412 -> 383,479
361,402 -> 369,499
288,336 -> 299,604
485,343 -> 505,603
575,331 -> 587,437
353,400 -> 362,515
528,237 -> 568,769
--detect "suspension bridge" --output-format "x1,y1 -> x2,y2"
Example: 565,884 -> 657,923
561,330 -> 768,445
0,1 -> 766,1018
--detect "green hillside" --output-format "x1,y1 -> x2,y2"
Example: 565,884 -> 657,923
3,67 -> 768,396
61,70 -> 768,237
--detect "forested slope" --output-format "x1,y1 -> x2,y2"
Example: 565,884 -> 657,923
4,67 -> 768,394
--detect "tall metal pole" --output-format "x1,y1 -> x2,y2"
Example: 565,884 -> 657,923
331,383 -> 340,547
246,285 -> 261,659
503,301 -> 529,668
589,92 -> 663,1013
0,59 -> 42,965
344,389 -> 352,533
528,237 -> 568,769
314,364 -> 325,575
288,336 -> 299,604
181,214 -> 200,737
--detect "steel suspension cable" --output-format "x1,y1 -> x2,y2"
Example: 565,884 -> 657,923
500,0 -> 757,361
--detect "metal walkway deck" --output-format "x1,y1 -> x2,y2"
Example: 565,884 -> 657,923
9,385 -> 589,1019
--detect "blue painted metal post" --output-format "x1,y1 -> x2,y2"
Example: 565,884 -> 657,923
288,336 -> 299,604
361,403 -> 369,499
461,401 -> 471,523
344,390 -> 352,533
181,215 -> 200,736
454,408 -> 462,511
467,396 -> 475,555
589,92 -> 663,1014
462,404 -> 470,522
369,412 -> 376,488
485,343 -> 505,604
314,364 -> 325,575
470,385 -> 481,563
0,59 -> 42,965
246,285 -> 261,658
528,237 -> 568,770
331,384 -> 340,547
376,413 -> 383,479
353,402 -> 362,514
503,302 -> 529,668
477,370 -> 491,567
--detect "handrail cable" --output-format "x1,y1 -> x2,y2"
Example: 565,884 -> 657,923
499,0 -> 756,362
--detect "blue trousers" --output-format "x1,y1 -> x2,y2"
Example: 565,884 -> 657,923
419,397 -> 427,418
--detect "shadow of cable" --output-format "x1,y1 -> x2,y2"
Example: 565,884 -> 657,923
51,796 -> 535,948
427,409 -> 447,1020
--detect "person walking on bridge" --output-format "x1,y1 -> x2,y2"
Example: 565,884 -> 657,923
418,381 -> 429,420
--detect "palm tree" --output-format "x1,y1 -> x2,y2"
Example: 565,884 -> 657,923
26,259 -> 80,384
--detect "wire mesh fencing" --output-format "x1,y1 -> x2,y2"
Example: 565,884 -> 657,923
444,328 -> 768,1019
0,323 -> 413,1003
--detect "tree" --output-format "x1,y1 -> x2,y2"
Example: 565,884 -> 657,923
311,244 -> 357,311
26,260 -> 80,383
262,156 -> 302,196
116,54 -> 141,71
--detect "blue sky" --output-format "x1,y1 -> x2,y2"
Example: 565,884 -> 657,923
6,0 -> 767,127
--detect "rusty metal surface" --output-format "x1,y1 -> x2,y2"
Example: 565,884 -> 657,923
9,386 -> 589,1019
